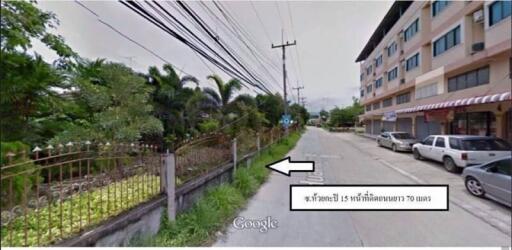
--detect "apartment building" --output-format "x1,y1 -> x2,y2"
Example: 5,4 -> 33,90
356,1 -> 511,142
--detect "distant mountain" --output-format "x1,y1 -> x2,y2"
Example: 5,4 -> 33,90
305,97 -> 349,113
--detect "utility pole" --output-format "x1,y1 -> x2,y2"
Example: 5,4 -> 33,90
300,97 -> 306,107
293,85 -> 304,104
272,34 -> 296,135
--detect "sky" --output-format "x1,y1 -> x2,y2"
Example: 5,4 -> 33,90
33,0 -> 393,112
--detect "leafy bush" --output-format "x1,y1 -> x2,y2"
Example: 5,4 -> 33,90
198,119 -> 219,133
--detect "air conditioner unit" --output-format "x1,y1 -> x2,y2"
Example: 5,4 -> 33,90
399,30 -> 404,39
400,60 -> 406,67
473,9 -> 484,23
472,42 -> 485,52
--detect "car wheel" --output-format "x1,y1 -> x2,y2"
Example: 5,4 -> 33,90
465,177 -> 485,197
377,140 -> 382,147
443,157 -> 459,173
413,149 -> 422,160
392,144 -> 397,152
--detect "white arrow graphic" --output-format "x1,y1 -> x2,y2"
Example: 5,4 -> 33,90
265,157 -> 315,176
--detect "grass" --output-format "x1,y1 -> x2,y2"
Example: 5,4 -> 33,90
133,131 -> 303,247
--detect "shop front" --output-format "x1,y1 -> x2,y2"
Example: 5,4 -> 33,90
394,91 -> 511,141
396,118 -> 413,134
450,110 -> 496,137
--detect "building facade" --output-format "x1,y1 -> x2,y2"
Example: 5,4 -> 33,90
356,1 -> 512,142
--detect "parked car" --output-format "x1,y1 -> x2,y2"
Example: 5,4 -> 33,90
412,135 -> 511,172
377,131 -> 417,152
462,156 -> 511,207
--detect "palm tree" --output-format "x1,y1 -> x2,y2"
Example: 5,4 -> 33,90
147,64 -> 198,143
202,74 -> 242,112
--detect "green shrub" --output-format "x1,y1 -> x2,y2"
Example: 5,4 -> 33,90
198,119 -> 220,133
233,167 -> 258,197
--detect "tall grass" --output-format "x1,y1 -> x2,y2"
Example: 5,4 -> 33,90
134,131 -> 302,247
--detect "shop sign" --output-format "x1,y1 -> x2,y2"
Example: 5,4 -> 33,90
424,109 -> 449,122
382,111 -> 397,122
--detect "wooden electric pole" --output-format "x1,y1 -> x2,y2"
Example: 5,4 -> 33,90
272,38 -> 296,135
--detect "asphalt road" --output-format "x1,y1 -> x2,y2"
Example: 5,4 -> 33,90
214,127 -> 511,247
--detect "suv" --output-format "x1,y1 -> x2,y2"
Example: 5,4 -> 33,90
412,135 -> 511,172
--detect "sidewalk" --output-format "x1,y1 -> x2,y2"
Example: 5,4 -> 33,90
356,133 -> 378,140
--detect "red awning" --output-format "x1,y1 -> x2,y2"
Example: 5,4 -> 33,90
395,91 -> 511,114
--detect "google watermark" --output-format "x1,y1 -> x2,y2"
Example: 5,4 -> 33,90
232,216 -> 279,233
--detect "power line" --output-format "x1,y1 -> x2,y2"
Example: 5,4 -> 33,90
174,1 -> 273,93
286,1 -> 305,87
74,0 -> 193,77
206,1 -> 283,92
120,1 -> 268,94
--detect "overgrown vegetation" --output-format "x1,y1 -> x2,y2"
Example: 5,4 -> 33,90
1,175 -> 161,247
0,0 -> 309,147
133,131 -> 302,247
327,97 -> 364,127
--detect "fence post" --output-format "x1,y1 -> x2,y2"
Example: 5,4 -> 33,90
164,151 -> 176,220
232,138 -> 237,173
270,130 -> 274,144
256,132 -> 261,153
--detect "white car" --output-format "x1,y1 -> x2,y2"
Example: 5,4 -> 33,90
412,135 -> 511,172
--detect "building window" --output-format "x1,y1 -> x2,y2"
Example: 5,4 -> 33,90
360,89 -> 364,97
433,25 -> 460,57
404,19 -> 419,42
396,92 -> 411,104
375,77 -> 383,89
387,67 -> 398,81
373,102 -> 381,110
489,1 -> 512,26
366,105 -> 372,112
360,73 -> 364,81
387,42 -> 397,57
382,98 -> 393,107
432,1 -> 451,17
415,82 -> 438,99
366,84 -> 373,93
405,53 -> 420,71
375,55 -> 383,67
366,65 -> 372,75
447,66 -> 489,92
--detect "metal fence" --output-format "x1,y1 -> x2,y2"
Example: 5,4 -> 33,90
0,125 -> 297,247
174,133 -> 232,186
0,142 -> 162,247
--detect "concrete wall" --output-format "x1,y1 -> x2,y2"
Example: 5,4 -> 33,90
57,152 -> 260,247
95,206 -> 163,247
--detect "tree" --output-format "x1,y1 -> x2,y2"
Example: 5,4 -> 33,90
0,1 -> 75,144
319,109 -> 329,123
202,74 -> 242,114
328,97 -> 364,127
52,61 -> 163,143
289,103 -> 310,126
255,93 -> 285,126
146,64 -> 198,145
